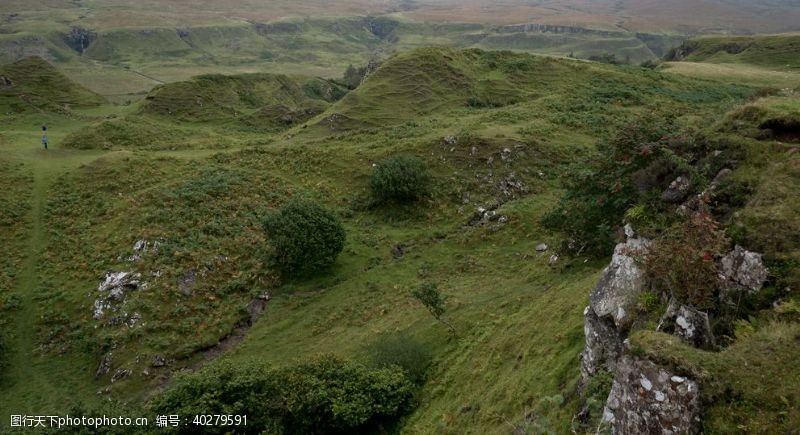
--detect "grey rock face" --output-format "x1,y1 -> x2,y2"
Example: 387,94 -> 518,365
662,176 -> 692,203
96,352 -> 113,378
720,245 -> 768,293
589,236 -> 651,330
580,306 -> 624,385
94,272 -> 142,319
657,300 -> 715,349
603,356 -> 701,434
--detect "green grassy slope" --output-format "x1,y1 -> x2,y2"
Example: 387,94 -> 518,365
667,34 -> 800,70
0,47 -> 769,433
0,56 -> 106,115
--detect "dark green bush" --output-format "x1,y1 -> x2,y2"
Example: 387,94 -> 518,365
370,156 -> 431,203
367,333 -> 432,385
542,113 -> 714,256
263,198 -> 346,275
151,356 -> 415,434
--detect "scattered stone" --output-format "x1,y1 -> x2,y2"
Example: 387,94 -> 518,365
95,352 -> 113,378
0,75 -> 12,87
111,368 -> 132,383
719,245 -> 768,293
548,254 -> 559,266
391,244 -> 406,259
662,176 -> 692,203
535,243 -> 549,252
603,356 -> 701,434
178,270 -> 197,296
151,355 -> 167,367
94,272 -> 142,319
244,291 -> 271,324
657,300 -> 715,349
443,135 -> 457,145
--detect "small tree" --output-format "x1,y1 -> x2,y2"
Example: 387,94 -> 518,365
412,282 -> 455,334
263,198 -> 346,276
370,155 -> 431,203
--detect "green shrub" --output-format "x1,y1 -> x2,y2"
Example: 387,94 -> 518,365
645,212 -> 728,309
151,356 -> 415,434
542,113 -> 721,257
370,156 -> 431,203
367,333 -> 432,385
263,198 -> 346,275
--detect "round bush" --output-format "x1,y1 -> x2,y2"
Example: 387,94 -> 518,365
370,155 -> 431,203
263,198 -> 346,275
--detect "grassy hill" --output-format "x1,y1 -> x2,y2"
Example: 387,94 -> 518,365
667,34 -> 800,70
4,46 -> 789,433
0,56 -> 106,115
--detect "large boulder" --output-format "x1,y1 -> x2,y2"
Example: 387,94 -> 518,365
719,245 -> 768,293
657,300 -> 715,349
589,232 -> 651,330
603,356 -> 701,434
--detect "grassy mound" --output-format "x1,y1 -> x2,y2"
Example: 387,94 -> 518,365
718,95 -> 800,142
140,73 -> 342,122
0,56 -> 106,114
310,47 -> 750,134
667,34 -> 800,70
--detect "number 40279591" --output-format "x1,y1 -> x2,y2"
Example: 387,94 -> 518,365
191,415 -> 247,426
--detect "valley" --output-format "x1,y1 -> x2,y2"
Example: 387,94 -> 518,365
1,1 -> 799,434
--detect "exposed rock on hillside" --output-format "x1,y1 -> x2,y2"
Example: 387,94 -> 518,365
657,300 -> 715,349
580,223 -> 769,433
588,227 -> 650,330
603,356 -> 701,434
720,245 -> 768,293
93,271 -> 142,320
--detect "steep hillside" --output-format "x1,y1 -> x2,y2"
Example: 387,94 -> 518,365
0,56 -> 106,115
667,34 -> 800,70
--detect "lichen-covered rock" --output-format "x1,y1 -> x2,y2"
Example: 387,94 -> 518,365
603,356 -> 701,434
589,235 -> 651,330
580,306 -> 624,386
657,299 -> 715,349
662,176 -> 692,203
93,272 -> 142,319
720,245 -> 768,293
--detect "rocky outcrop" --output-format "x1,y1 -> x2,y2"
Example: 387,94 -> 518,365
662,176 -> 692,203
719,245 -> 768,293
588,227 -> 650,330
603,356 -> 701,434
93,271 -> 142,319
580,223 -> 769,433
63,27 -> 96,54
657,300 -> 715,349
580,226 -> 649,386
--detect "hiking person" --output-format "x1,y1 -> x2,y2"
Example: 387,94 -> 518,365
42,124 -> 48,150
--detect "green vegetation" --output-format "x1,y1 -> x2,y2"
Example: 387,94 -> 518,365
667,34 -> 800,70
366,332 -> 432,385
263,198 -> 346,276
1,29 -> 799,434
370,155 -> 431,203
631,322 -> 800,432
152,355 -> 415,434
